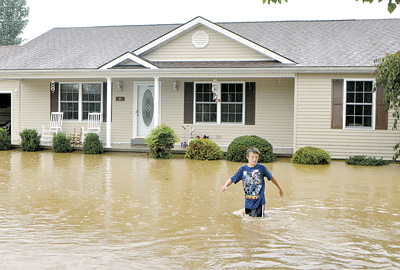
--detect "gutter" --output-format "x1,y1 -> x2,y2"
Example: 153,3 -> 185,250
0,66 -> 376,80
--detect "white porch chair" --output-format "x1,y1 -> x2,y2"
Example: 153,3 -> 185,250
82,112 -> 102,140
41,112 -> 63,144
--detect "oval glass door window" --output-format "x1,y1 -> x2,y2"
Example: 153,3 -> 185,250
142,89 -> 154,127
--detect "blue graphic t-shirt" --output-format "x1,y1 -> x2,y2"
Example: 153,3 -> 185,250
231,164 -> 272,210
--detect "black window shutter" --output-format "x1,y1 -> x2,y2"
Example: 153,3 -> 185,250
184,82 -> 194,124
375,84 -> 388,130
331,79 -> 344,129
50,82 -> 59,113
245,82 -> 256,125
103,82 -> 110,122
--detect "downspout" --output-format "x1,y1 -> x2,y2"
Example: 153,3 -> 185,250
106,77 -> 112,148
293,74 -> 298,154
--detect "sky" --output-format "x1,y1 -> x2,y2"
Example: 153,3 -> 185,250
22,0 -> 400,42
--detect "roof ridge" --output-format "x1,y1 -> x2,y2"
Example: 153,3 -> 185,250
51,22 -> 181,31
45,17 -> 400,32
217,17 -> 400,25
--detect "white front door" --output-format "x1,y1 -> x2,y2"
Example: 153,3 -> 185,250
136,83 -> 155,137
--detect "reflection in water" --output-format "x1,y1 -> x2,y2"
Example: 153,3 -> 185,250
0,150 -> 399,269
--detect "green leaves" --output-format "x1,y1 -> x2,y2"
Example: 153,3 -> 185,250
184,138 -> 224,160
144,124 -> 179,159
52,132 -> 72,153
226,135 -> 276,163
387,0 -> 399,13
291,146 -> 331,165
356,0 -> 399,13
83,133 -> 104,154
19,128 -> 41,151
374,51 -> 400,130
262,0 -> 288,4
345,155 -> 390,166
264,0 -> 398,13
0,128 -> 11,150
374,51 -> 400,160
0,0 -> 30,45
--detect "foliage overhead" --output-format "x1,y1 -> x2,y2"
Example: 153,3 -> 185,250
263,0 -> 399,13
357,0 -> 399,13
373,51 -> 400,160
374,51 -> 400,130
0,0 -> 30,45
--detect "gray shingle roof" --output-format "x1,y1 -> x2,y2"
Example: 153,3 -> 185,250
221,19 -> 400,67
1,18 -> 399,70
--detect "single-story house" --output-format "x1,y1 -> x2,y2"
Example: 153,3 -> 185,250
1,16 -> 399,159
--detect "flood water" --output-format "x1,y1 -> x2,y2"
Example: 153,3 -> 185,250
0,150 -> 399,269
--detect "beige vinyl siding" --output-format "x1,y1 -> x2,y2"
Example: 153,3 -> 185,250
144,25 -> 272,62
161,78 -> 294,153
20,80 -> 49,138
295,73 -> 400,159
19,80 -> 112,142
110,79 -> 134,143
0,80 -> 19,144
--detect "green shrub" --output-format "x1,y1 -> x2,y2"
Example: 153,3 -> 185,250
291,146 -> 331,165
185,138 -> 224,160
52,132 -> 72,153
345,155 -> 390,166
83,133 -> 104,154
226,135 -> 276,163
394,142 -> 400,161
144,123 -> 179,159
20,129 -> 41,151
0,128 -> 11,150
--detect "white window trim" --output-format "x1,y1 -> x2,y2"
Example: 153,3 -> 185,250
194,81 -> 245,125
343,79 -> 376,130
59,82 -> 103,122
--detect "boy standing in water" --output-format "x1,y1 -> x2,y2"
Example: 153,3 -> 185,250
221,147 -> 283,217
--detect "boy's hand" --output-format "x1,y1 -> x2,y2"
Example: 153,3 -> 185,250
278,189 -> 284,197
221,179 -> 233,192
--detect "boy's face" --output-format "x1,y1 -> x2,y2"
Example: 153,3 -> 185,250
246,152 -> 259,167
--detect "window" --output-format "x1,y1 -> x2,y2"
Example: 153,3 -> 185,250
221,83 -> 243,123
60,83 -> 102,120
345,80 -> 373,128
82,83 -> 102,120
60,83 -> 79,120
195,83 -> 217,123
195,82 -> 244,124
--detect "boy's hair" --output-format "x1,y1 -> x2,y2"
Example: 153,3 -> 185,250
246,147 -> 260,156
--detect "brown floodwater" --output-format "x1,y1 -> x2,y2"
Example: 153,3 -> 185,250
0,150 -> 399,269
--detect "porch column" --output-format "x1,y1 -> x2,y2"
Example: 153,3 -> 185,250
106,77 -> 112,148
154,77 -> 160,127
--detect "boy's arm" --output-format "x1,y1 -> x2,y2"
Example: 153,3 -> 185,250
270,176 -> 284,197
221,178 -> 233,192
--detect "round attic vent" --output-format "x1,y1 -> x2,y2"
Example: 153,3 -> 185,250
192,31 -> 209,48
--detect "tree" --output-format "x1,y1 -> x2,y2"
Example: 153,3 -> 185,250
0,0 -> 29,45
262,0 -> 399,14
357,0 -> 399,13
374,51 -> 400,160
